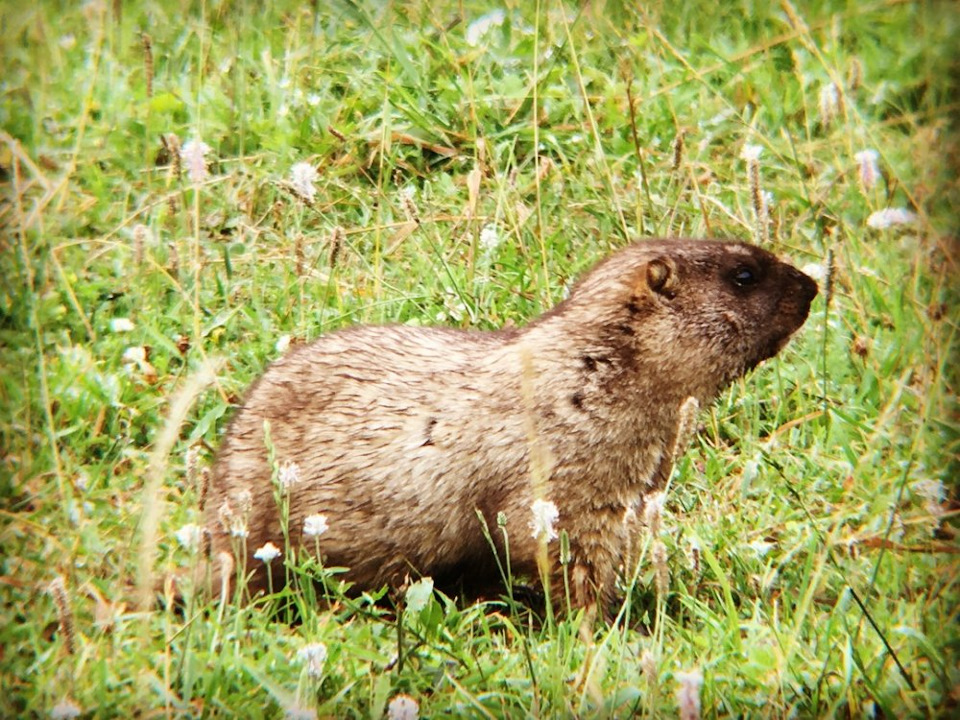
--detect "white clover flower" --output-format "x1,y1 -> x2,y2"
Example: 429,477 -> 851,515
914,479 -> 946,519
289,161 -> 319,202
110,317 -> 135,333
800,263 -> 827,282
465,9 -> 505,46
275,334 -> 292,353
741,456 -> 761,485
739,144 -> 763,162
304,514 -> 329,537
121,346 -> 147,364
866,207 -> 917,229
479,223 -> 501,253
279,461 -> 302,490
174,523 -> 203,551
913,479 -> 945,503
181,139 -> 211,184
747,539 -> 775,557
387,694 -> 420,720
50,700 -> 82,719
297,642 -> 328,679
854,149 -> 880,190
529,499 -> 559,542
675,668 -> 704,720
254,542 -> 281,563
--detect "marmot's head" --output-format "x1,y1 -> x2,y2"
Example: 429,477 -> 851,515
552,239 -> 818,402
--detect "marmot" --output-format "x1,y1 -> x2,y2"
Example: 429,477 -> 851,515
205,238 -> 817,612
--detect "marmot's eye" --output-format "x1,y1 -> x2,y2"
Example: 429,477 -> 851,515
732,266 -> 759,287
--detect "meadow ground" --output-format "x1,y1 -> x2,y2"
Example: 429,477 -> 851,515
1,0 -> 957,717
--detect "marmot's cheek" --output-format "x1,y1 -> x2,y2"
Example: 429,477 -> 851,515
720,309 -> 745,335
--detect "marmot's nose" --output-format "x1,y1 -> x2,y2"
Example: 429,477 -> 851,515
789,266 -> 819,305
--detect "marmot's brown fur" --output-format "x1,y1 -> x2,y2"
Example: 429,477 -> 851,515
205,239 -> 817,612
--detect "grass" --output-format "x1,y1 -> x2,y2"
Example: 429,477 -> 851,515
1,0 -> 957,716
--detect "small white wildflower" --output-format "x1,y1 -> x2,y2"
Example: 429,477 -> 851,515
303,514 -> 329,537
914,479 -> 944,504
800,263 -> 827,282
387,694 -> 420,720
174,523 -> 203,551
181,139 -> 211,184
747,539 -> 775,557
675,668 -> 704,720
465,9 -> 505,46
479,223 -> 501,253
306,93 -> 321,107
73,473 -> 89,492
59,34 -> 77,50
739,144 -> 763,162
819,82 -> 840,126
110,317 -> 135,333
914,479 -> 946,518
529,498 -> 559,542
275,334 -> 292,353
253,541 -> 281,563
742,457 -> 761,486
50,700 -> 82,719
297,642 -> 328,679
278,461 -> 302,490
866,207 -> 917,229
854,149 -> 880,190
121,346 -> 147,364
289,161 -> 319,202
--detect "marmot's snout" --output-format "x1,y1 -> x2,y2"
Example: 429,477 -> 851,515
784,265 -> 819,327
790,266 -> 819,307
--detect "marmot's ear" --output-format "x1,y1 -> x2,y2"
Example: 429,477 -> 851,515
645,257 -> 679,299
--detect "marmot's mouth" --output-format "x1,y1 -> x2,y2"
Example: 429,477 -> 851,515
749,333 -> 794,370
